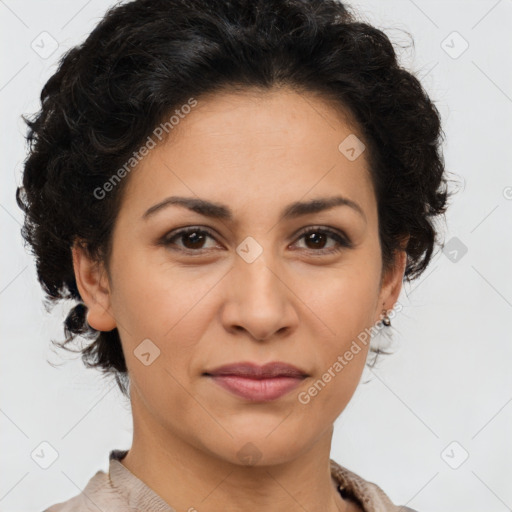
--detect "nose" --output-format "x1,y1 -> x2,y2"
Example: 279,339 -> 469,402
220,251 -> 299,342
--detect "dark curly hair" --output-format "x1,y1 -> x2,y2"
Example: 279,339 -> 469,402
16,0 -> 453,398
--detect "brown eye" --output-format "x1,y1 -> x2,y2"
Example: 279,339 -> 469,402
163,228 -> 218,252
293,227 -> 352,254
160,225 -> 352,256
303,231 -> 329,250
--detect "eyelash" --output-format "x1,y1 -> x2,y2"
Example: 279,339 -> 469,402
159,226 -> 352,256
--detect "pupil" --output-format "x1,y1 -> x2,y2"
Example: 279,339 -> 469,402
306,232 -> 326,249
185,232 -> 204,248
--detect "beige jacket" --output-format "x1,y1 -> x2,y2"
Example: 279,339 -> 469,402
43,449 -> 418,512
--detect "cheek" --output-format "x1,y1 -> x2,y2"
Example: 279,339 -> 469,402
110,248 -> 218,340
296,258 -> 381,339
109,259 -> 223,413
292,257 -> 379,402
296,302 -> 372,424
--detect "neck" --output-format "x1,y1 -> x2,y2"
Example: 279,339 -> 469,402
121,394 -> 350,512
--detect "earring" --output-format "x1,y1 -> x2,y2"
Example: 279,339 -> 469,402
381,308 -> 391,327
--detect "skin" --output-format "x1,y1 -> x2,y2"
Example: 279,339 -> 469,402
72,86 -> 407,512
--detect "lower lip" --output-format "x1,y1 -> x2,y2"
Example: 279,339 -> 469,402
208,375 -> 305,402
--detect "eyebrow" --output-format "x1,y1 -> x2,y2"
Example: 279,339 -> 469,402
142,195 -> 366,223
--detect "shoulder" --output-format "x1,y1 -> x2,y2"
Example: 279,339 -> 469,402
42,469 -> 126,512
330,459 -> 419,512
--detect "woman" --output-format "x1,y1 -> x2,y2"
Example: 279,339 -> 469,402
17,0 -> 451,510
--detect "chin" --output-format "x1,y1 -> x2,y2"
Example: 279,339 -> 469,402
199,430 -> 313,468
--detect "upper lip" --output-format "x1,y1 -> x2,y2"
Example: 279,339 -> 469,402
204,362 -> 308,379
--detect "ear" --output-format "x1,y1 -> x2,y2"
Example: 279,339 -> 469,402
375,236 -> 409,323
71,241 -> 117,332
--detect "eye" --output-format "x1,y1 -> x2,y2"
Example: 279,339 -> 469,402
159,226 -> 352,255
291,226 -> 352,254
160,227 -> 219,253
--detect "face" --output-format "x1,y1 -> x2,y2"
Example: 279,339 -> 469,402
74,87 -> 405,466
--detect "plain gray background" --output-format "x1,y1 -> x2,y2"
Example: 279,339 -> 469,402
1,1 -> 511,511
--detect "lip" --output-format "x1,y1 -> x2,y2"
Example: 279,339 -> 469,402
204,362 -> 308,402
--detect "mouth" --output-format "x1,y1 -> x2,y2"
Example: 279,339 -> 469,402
203,361 -> 308,402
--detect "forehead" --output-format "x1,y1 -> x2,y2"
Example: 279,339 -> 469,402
118,87 -> 376,225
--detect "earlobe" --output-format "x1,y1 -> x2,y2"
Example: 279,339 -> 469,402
71,241 -> 117,332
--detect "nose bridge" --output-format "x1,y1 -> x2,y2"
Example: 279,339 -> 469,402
235,235 -> 283,306
225,235 -> 293,339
